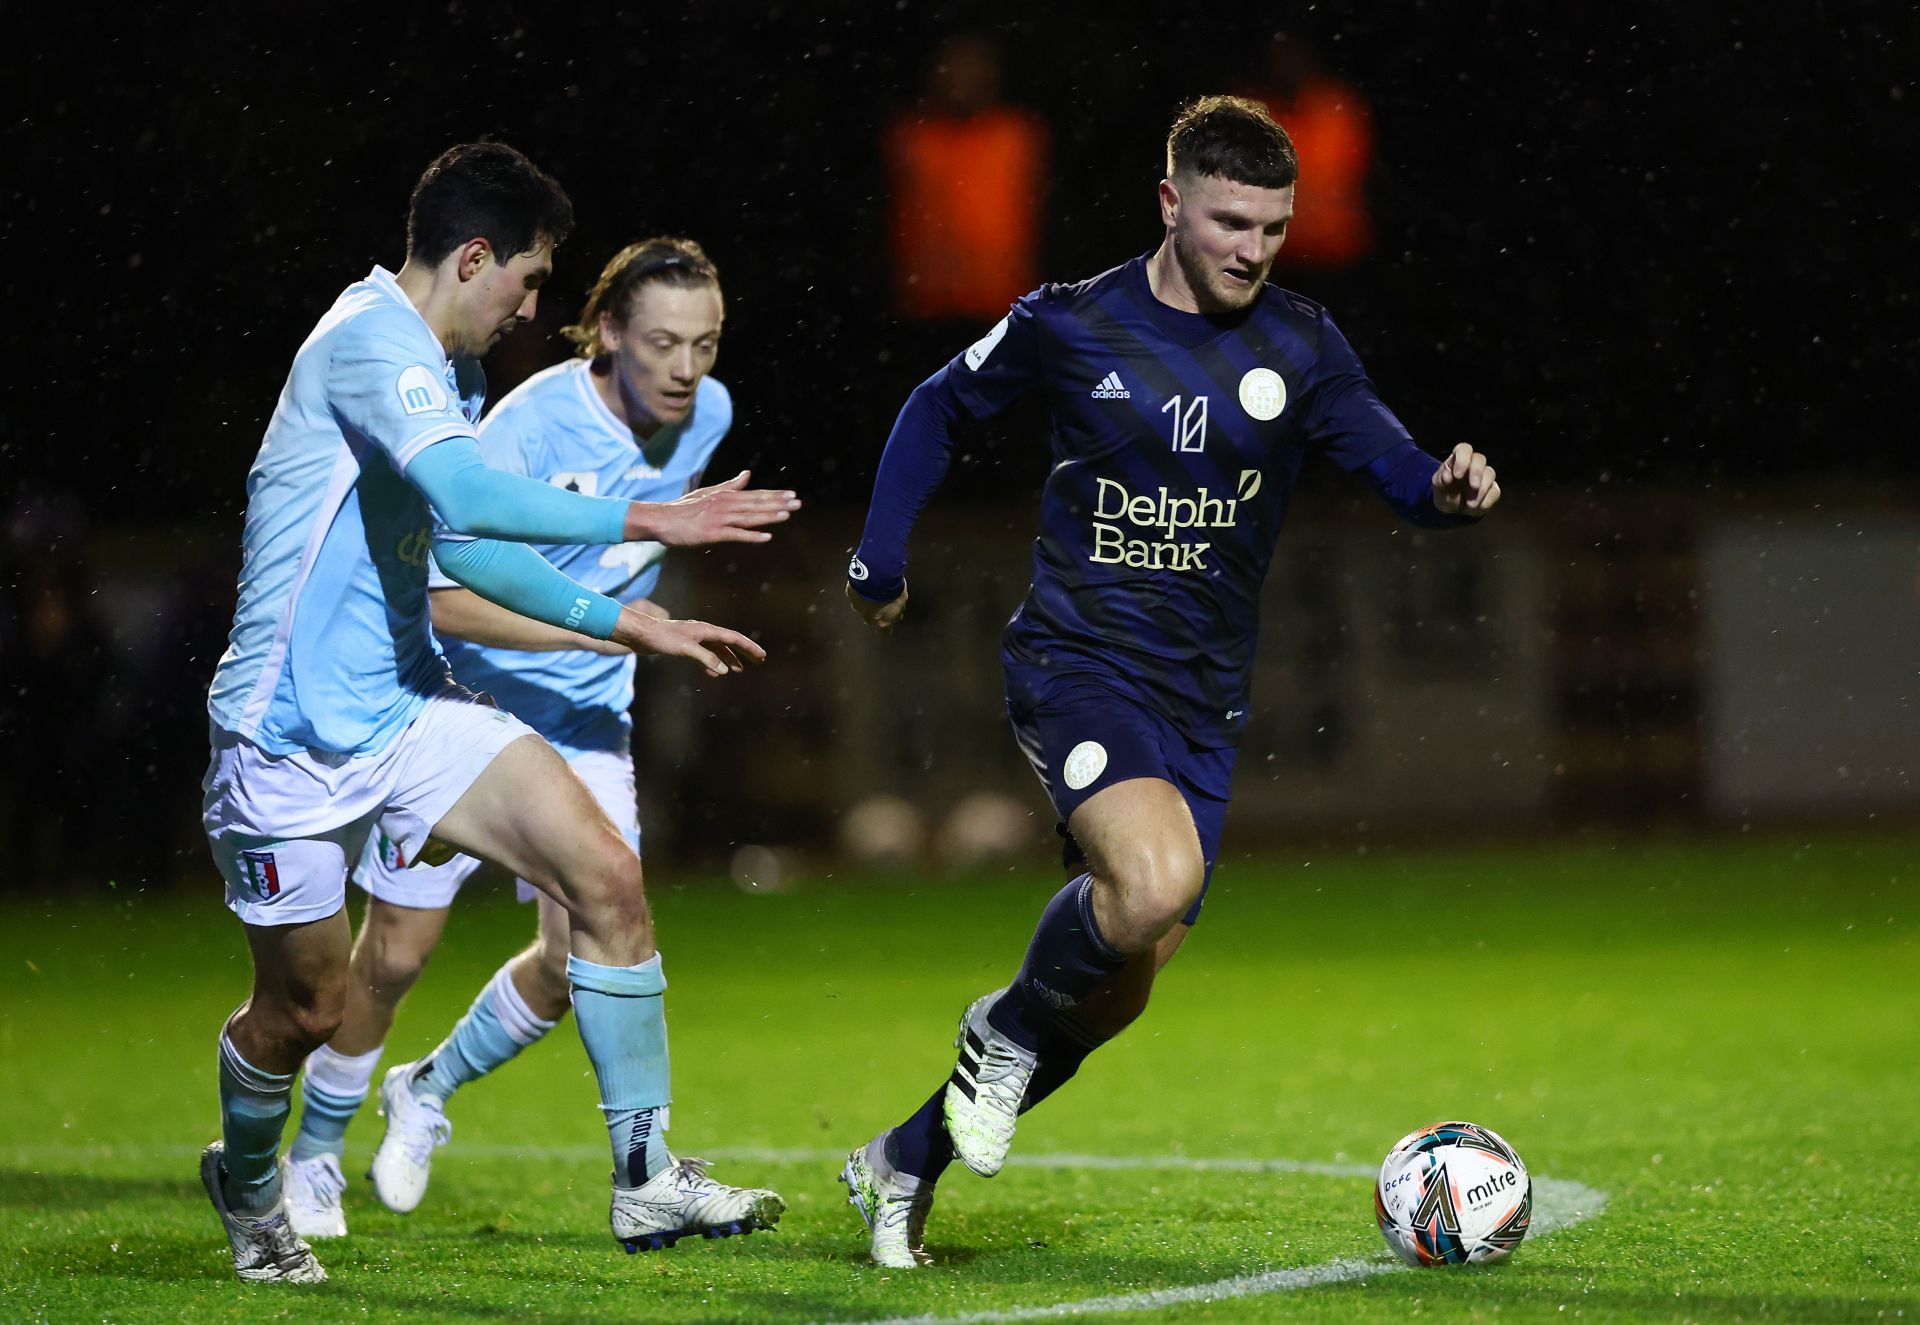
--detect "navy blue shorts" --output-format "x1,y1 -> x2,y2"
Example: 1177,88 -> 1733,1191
1005,667 -> 1236,925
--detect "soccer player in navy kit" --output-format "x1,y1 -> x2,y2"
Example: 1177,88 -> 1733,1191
839,96 -> 1502,1268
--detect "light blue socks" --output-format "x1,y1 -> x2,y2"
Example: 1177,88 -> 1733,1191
217,1030 -> 294,1212
409,966 -> 559,1103
567,952 -> 672,1188
288,1043 -> 382,1162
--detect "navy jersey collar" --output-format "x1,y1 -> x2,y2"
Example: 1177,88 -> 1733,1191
1126,253 -> 1260,348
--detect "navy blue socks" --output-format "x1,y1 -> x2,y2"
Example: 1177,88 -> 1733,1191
986,874 -> 1125,1052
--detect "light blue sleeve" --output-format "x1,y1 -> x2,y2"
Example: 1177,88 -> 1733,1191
328,319 -> 483,470
409,436 -> 630,544
430,534 -> 624,639
429,408 -> 540,590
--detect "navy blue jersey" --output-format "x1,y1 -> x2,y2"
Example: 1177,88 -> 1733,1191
853,254 -> 1461,748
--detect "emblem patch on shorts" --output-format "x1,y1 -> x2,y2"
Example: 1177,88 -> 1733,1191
1238,367 -> 1286,421
239,849 -> 282,900
376,829 -> 407,871
1063,740 -> 1109,791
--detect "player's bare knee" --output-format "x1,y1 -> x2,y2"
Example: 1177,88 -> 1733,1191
1100,840 -> 1204,949
285,986 -> 347,1052
566,835 -> 650,938
359,930 -> 432,999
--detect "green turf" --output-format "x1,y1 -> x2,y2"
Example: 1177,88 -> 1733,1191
1,837 -> 1915,1323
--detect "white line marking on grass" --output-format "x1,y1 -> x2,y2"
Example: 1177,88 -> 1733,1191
4,1138 -> 1609,1323
814,1175 -> 1609,1325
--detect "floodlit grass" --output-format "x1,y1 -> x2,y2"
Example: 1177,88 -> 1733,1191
2,836 -> 1914,1322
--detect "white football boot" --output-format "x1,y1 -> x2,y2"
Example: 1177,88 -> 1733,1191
284,1151 -> 349,1239
610,1157 -> 785,1253
367,1064 -> 451,1213
943,990 -> 1036,1177
839,1133 -> 935,1268
199,1141 -> 328,1284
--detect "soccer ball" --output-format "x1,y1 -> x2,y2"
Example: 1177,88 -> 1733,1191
1374,1121 -> 1532,1266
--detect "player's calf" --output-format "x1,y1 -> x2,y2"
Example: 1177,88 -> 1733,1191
510,892 -> 577,1022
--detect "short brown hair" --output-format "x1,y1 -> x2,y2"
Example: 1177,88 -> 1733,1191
406,142 -> 573,266
560,237 -> 721,358
1166,95 -> 1298,189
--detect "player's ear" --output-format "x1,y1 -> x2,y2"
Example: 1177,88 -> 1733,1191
598,309 -> 623,353
1158,177 -> 1181,228
454,238 -> 494,283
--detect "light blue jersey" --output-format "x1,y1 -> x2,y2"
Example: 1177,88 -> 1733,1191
207,266 -> 484,757
428,359 -> 732,755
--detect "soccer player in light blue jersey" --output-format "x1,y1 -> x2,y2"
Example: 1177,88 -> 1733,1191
277,239 -> 743,1239
198,146 -> 798,1284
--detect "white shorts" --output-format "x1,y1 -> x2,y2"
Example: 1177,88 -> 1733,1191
350,746 -> 639,910
202,683 -> 536,928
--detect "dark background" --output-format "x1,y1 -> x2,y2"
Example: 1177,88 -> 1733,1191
11,2 -> 1915,507
2,2 -> 1915,890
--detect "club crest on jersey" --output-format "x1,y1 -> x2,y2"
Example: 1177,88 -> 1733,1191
396,364 -> 449,416
1091,371 -> 1131,400
239,849 -> 282,900
1238,367 -> 1286,421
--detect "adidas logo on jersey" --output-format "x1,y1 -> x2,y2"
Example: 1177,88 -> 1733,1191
1090,371 -> 1131,400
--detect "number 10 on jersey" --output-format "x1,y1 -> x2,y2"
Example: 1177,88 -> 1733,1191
1162,394 -> 1209,453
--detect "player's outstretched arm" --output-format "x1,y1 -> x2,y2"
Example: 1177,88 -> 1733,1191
410,442 -> 798,548
624,471 -> 802,547
433,535 -> 759,679
844,300 -> 1041,627
1430,442 -> 1501,517
608,606 -> 764,679
429,586 -> 628,655
843,371 -> 970,629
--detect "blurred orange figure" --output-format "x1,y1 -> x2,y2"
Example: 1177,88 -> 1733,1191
1244,35 -> 1375,270
886,34 -> 1049,321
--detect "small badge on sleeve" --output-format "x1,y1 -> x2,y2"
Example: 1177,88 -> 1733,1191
397,364 -> 450,416
964,316 -> 1010,371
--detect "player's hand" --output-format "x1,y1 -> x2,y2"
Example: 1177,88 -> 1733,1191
1432,443 -> 1501,517
628,471 -> 801,546
845,581 -> 908,632
577,595 -> 670,654
611,604 -> 766,677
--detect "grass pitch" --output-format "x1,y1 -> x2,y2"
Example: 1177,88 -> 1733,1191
1,836 -> 1914,1323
